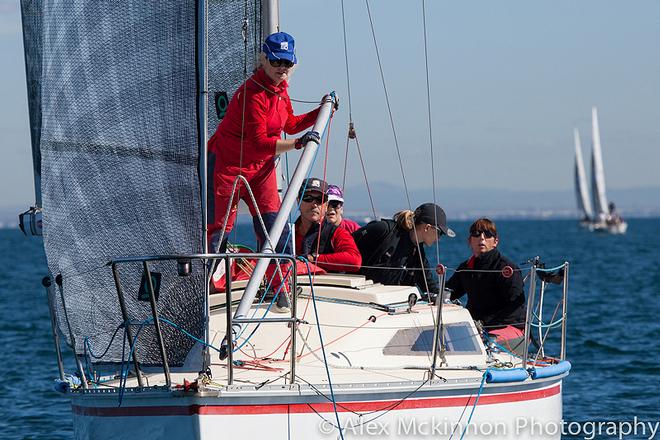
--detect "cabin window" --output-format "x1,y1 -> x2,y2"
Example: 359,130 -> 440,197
383,323 -> 481,356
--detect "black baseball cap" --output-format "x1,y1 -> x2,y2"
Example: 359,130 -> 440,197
415,203 -> 455,238
298,177 -> 328,198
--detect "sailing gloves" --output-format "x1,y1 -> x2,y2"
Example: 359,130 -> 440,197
295,130 -> 320,150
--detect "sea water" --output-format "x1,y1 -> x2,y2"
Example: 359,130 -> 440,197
1,218 -> 659,439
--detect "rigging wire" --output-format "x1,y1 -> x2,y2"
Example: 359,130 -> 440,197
363,0 -> 434,302
364,0 -> 412,210
340,0 -> 354,123
421,0 -> 441,266
340,0 -> 353,190
353,136 -> 378,219
338,0 -> 377,219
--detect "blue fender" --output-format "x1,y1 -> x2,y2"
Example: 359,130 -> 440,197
529,360 -> 572,379
485,368 -> 529,383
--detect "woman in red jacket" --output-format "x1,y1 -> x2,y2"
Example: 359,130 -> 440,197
208,32 -> 325,310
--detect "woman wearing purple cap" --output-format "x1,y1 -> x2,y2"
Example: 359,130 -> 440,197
352,203 -> 454,302
325,185 -> 361,234
208,31 -> 326,254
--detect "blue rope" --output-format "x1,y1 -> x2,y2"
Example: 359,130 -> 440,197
118,319 -> 149,406
158,317 -> 224,354
300,257 -> 344,440
457,370 -> 488,440
536,263 -> 566,273
530,312 -> 564,329
483,333 -> 524,360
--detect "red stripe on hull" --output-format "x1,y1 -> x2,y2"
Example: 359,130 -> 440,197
72,384 -> 560,417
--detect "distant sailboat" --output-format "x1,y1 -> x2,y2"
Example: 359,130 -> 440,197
573,107 -> 628,234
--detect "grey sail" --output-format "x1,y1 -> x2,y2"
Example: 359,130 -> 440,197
573,129 -> 593,221
590,106 -> 609,221
19,0 -> 43,207
19,0 -> 257,368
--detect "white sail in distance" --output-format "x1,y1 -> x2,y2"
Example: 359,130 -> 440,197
591,106 -> 609,221
574,128 -> 593,220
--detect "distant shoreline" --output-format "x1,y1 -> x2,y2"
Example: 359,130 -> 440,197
2,213 -> 659,231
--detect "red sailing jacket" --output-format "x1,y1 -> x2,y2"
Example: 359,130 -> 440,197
295,219 -> 362,273
209,68 -> 320,186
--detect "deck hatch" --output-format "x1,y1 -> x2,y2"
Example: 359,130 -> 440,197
383,323 -> 481,356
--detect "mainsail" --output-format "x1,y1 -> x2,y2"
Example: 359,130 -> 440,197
573,129 -> 593,221
20,0 -> 261,368
590,106 -> 609,221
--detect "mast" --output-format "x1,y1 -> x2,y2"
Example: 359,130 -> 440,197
199,0 -> 209,252
198,0 -> 210,366
262,1 -> 289,201
573,129 -> 593,221
262,0 -> 280,35
590,106 -> 609,221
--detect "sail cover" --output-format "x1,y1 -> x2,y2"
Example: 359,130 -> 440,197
573,129 -> 593,220
20,0 -> 256,369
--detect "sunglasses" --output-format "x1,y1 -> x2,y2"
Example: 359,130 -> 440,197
269,59 -> 294,68
431,225 -> 444,236
328,200 -> 343,209
301,194 -> 325,204
470,230 -> 496,239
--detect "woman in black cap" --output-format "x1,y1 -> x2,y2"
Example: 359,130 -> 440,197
352,203 -> 454,301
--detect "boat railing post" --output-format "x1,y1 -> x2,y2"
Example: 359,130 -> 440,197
560,262 -> 569,360
142,261 -> 171,387
55,275 -> 88,389
42,275 -> 65,382
289,260 -> 297,384
225,255 -> 234,385
538,281 -> 546,358
111,263 -> 144,387
522,262 -> 538,369
430,272 -> 446,377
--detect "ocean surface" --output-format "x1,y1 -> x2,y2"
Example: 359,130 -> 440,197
1,218 -> 659,439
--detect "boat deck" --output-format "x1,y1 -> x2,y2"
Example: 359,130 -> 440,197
111,274 -> 518,392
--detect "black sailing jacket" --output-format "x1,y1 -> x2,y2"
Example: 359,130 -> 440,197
446,248 -> 526,330
352,219 -> 439,295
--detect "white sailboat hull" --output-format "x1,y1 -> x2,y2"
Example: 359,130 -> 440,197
66,277 -> 569,440
71,379 -> 564,439
589,220 -> 628,234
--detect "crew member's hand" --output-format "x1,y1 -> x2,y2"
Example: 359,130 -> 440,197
322,93 -> 339,111
435,264 -> 446,276
295,130 -> 320,149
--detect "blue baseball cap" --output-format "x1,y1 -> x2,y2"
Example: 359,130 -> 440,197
262,32 -> 297,64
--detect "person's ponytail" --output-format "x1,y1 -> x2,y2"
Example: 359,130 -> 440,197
393,210 -> 415,231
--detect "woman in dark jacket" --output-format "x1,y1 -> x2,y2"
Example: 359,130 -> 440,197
352,203 -> 454,300
444,218 -> 527,350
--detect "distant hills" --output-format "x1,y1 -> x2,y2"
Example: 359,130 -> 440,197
338,183 -> 660,221
2,185 -> 658,228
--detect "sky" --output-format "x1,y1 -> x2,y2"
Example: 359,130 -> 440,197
2,0 -> 660,211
